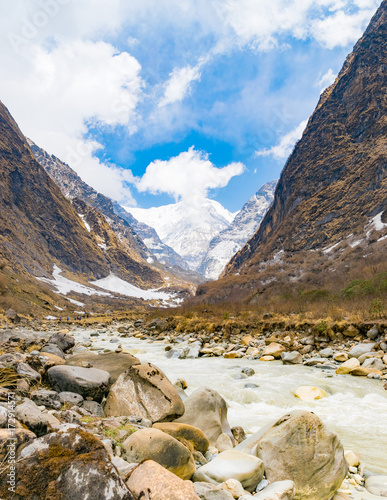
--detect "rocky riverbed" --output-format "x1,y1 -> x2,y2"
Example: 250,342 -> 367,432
0,318 -> 386,499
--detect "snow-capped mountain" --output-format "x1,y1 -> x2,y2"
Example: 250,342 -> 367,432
198,180 -> 277,279
126,199 -> 236,271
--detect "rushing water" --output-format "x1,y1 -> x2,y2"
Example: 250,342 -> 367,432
74,330 -> 387,474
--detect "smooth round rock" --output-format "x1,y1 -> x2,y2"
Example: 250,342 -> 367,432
48,366 -> 111,402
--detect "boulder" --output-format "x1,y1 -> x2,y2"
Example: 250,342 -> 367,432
47,332 -> 75,351
260,356 -> 275,361
320,348 -> 334,358
15,398 -> 60,436
193,449 -> 264,492
66,351 -> 140,383
121,427 -> 196,480
343,325 -> 359,337
294,386 -> 329,401
82,400 -> 105,417
38,352 -> 66,366
41,343 -> 65,359
47,365 -> 111,402
153,422 -> 209,454
344,450 -> 360,467
362,357 -> 385,371
104,363 -> 184,423
16,362 -> 41,382
262,343 -> 286,358
365,475 -> 387,496
348,343 -> 376,359
194,482 -> 235,500
281,352 -> 302,364
254,480 -> 295,500
333,353 -> 348,362
59,391 -> 84,406
335,358 -> 360,375
350,367 -> 382,377
236,410 -> 347,500
366,326 -> 379,340
30,389 -> 61,410
0,428 -> 36,460
175,387 -> 233,446
0,426 -> 133,499
126,460 -> 200,500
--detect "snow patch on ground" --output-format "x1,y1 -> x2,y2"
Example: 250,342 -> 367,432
45,315 -> 57,320
90,274 -> 170,301
78,214 -> 91,232
323,242 -> 341,254
37,265 -> 110,297
369,212 -> 387,232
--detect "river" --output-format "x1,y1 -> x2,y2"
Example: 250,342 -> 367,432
74,330 -> 387,474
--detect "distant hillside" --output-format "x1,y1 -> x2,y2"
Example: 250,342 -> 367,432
195,1 -> 387,305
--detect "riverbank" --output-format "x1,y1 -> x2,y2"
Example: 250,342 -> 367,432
0,319 -> 386,499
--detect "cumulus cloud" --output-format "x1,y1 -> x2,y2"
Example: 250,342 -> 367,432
216,0 -> 380,50
135,147 -> 245,204
159,59 -> 207,107
0,35 -> 141,204
255,120 -> 308,161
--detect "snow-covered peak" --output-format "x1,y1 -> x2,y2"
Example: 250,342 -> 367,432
125,198 -> 235,271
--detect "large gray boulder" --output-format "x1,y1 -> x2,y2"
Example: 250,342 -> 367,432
104,363 -> 184,423
65,351 -> 140,383
122,427 -> 196,480
236,410 -> 347,500
175,387 -> 233,446
47,365 -> 111,402
348,343 -> 376,358
0,426 -> 134,499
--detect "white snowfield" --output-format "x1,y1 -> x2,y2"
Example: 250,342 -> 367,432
37,266 -> 182,306
126,198 -> 236,271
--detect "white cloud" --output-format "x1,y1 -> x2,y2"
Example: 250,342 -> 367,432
135,147 -> 245,204
316,68 -> 337,92
0,37 -> 141,204
216,0 -> 380,50
256,120 -> 308,161
159,59 -> 206,107
311,7 -> 377,48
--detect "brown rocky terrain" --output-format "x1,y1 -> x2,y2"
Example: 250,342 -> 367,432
195,0 -> 387,307
0,100 -> 170,316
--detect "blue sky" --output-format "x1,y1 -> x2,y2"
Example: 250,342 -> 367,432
0,0 -> 381,212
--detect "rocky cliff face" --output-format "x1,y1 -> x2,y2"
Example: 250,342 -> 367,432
198,180 -> 277,279
0,101 -> 164,299
195,1 -> 387,303
29,140 -> 193,275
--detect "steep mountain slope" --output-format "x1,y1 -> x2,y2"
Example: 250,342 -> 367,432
0,100 -> 166,314
198,180 -> 277,279
112,202 -> 190,270
195,1 -> 387,304
126,200 -> 236,271
29,140 -> 192,273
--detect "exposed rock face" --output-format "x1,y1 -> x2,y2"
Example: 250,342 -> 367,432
0,100 -> 108,278
199,180 -> 277,279
122,428 -> 196,480
236,410 -> 347,500
126,460 -> 200,500
0,426 -> 134,499
195,1 -> 387,303
175,387 -> 233,446
104,363 -> 185,422
29,139 -> 198,280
